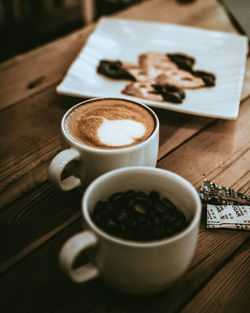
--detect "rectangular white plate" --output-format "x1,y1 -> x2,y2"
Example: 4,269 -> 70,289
57,18 -> 248,119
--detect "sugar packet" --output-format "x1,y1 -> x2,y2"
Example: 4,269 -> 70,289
200,180 -> 250,230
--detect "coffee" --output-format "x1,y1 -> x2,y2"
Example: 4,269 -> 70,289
92,190 -> 189,241
65,98 -> 155,149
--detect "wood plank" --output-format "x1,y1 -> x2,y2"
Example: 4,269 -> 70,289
0,139 -> 248,311
0,2 -> 249,312
0,24 -> 94,111
0,61 -> 249,276
0,209 -> 248,313
0,219 -> 87,313
180,240 -> 250,313
1,0 -> 249,113
157,97 -> 250,190
118,0 -> 236,32
157,109 -> 214,160
0,91 -> 249,313
0,87 -> 82,207
0,182 -> 81,272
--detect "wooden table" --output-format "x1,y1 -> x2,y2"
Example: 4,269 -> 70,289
0,0 -> 249,312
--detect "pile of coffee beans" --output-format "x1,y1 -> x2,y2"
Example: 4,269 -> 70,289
91,190 -> 189,241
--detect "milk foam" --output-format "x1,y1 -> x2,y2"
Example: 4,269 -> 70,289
66,99 -> 155,149
97,118 -> 146,147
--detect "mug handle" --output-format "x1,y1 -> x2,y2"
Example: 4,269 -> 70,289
48,148 -> 82,191
59,231 -> 99,283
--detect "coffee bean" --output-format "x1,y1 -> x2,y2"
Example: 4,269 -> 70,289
109,192 -> 124,203
149,191 -> 161,203
92,190 -> 189,241
124,190 -> 136,199
161,197 -> 177,210
133,202 -> 146,214
136,191 -> 148,201
117,211 -> 127,221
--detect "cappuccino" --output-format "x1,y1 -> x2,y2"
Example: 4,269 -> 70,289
65,98 -> 156,149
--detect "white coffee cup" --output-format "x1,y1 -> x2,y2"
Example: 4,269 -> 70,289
59,167 -> 201,295
48,98 -> 159,191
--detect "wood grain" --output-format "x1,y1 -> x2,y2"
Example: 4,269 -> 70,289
0,98 -> 249,311
1,0 -> 249,209
116,0 -> 236,32
180,240 -> 250,313
157,97 -> 250,190
0,0 -> 249,312
0,25 -> 94,111
0,0 -> 249,273
0,87 -> 82,207
0,201 -> 248,313
0,182 -> 81,271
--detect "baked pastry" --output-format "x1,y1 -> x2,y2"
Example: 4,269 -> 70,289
122,82 -> 163,102
97,52 -> 216,104
155,71 -> 204,89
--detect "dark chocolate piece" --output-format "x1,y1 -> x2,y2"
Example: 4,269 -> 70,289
193,71 -> 216,87
152,84 -> 185,104
97,60 -> 135,80
167,53 -> 195,72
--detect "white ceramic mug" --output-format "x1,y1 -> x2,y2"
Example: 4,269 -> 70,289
59,167 -> 201,295
48,98 -> 159,191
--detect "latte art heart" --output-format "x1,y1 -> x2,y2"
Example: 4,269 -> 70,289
66,99 -> 155,149
98,118 -> 146,146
